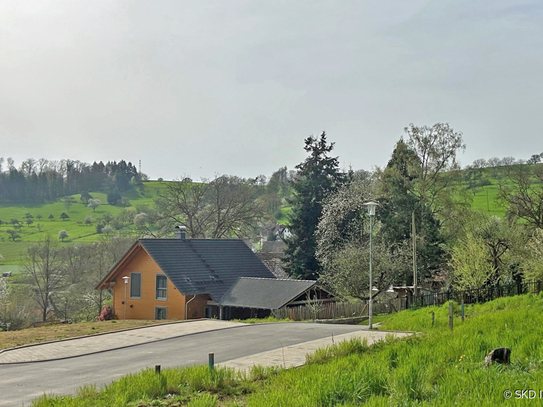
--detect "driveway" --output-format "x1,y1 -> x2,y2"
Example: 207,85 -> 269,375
0,321 -> 411,407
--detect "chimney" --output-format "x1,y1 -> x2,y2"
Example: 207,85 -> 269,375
174,225 -> 187,239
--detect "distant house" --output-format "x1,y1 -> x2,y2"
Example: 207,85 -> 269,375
96,231 -> 332,320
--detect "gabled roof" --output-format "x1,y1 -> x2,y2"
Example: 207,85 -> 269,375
219,277 -> 317,310
98,238 -> 275,302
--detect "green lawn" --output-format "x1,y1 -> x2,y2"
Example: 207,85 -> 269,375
32,293 -> 543,406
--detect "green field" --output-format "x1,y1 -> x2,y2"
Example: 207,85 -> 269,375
470,184 -> 505,217
0,181 -> 167,264
32,293 -> 543,406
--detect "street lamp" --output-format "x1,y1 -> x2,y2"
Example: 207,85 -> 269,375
363,201 -> 378,329
122,276 -> 130,319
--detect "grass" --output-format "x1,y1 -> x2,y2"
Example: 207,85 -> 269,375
470,184 -> 506,217
31,293 -> 543,406
0,320 -> 165,350
0,181 -> 167,264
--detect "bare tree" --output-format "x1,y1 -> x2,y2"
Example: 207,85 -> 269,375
403,123 -> 466,210
498,164 -> 543,230
24,236 -> 65,322
63,196 -> 77,212
156,175 -> 265,238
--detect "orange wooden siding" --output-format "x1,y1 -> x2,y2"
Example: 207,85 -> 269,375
110,246 -> 189,320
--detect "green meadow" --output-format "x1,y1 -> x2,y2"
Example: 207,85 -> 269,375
32,293 -> 543,406
0,181 -> 166,264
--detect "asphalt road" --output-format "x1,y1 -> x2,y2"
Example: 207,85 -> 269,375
0,323 -> 366,407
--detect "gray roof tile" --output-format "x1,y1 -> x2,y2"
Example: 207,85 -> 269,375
139,239 -> 275,301
219,277 -> 316,309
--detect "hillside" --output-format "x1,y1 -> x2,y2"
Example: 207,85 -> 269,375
0,167 -> 524,265
32,293 -> 543,406
0,181 -> 167,265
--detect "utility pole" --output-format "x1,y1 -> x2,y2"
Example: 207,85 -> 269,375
412,211 -> 417,298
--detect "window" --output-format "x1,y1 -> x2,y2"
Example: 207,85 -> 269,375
156,274 -> 167,300
130,272 -> 141,298
155,307 -> 167,320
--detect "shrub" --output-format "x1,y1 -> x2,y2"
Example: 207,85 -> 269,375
98,305 -> 117,321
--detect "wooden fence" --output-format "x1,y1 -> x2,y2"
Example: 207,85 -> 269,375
272,300 -> 397,321
272,280 -> 543,322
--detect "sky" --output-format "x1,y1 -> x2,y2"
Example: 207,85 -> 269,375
1,0 -> 542,181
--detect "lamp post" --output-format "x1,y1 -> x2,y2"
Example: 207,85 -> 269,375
363,201 -> 378,329
122,276 -> 130,319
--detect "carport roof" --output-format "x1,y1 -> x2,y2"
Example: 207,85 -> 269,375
219,277 -> 317,310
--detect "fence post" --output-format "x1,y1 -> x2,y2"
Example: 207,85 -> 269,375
209,353 -> 214,372
431,311 -> 435,326
449,301 -> 453,331
461,299 -> 464,322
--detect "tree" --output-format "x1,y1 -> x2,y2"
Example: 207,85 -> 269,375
58,230 -> 69,241
48,214 -> 54,221
84,215 -> 93,226
523,228 -> 543,281
402,123 -> 466,212
101,225 -> 114,235
62,196 -> 77,212
283,132 -> 345,279
80,191 -> 93,204
11,218 -> 22,230
378,139 -> 447,284
527,154 -> 542,165
107,189 -> 122,206
24,236 -> 65,322
24,213 -> 34,226
6,230 -> 20,241
316,171 -> 375,265
88,199 -> 101,212
320,241 -> 410,300
60,212 -> 69,221
498,164 -> 543,230
450,214 -> 526,289
156,175 -> 265,239
450,232 -> 491,290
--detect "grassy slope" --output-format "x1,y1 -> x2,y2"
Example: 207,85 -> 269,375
0,181 -> 166,264
32,293 -> 543,406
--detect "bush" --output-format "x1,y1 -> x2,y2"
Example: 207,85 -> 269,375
97,305 -> 117,321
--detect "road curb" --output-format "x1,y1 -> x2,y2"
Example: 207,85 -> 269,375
0,318 -> 209,356
0,319 -> 248,365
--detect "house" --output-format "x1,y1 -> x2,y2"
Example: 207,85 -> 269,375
96,232 -> 333,321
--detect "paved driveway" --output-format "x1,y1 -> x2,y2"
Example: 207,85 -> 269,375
0,321 -> 411,407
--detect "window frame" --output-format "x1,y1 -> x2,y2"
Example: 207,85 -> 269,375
129,272 -> 142,299
155,274 -> 168,300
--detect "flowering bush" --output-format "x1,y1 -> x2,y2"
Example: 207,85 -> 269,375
98,305 -> 117,321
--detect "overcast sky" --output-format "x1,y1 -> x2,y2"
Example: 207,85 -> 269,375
1,0 -> 542,180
